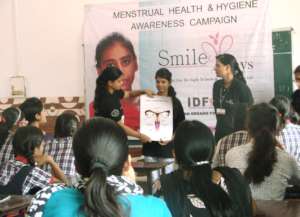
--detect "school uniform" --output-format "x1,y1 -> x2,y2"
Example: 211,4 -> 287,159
27,175 -> 171,217
160,167 -> 253,217
0,156 -> 52,195
0,131 -> 14,164
94,90 -> 124,122
43,137 -> 76,178
213,78 -> 253,142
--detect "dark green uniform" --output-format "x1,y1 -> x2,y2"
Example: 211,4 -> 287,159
213,78 -> 253,142
94,90 -> 125,122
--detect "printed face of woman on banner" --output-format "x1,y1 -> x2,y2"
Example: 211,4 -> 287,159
96,41 -> 138,91
92,32 -> 140,131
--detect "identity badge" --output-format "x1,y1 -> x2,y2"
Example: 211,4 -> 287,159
216,108 -> 226,115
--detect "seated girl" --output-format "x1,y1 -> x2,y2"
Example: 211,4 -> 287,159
1,97 -> 47,163
226,103 -> 300,200
0,126 -> 67,195
0,107 -> 27,164
158,120 -> 253,217
43,112 -> 79,178
28,117 -> 171,217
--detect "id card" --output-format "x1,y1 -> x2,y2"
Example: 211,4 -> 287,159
216,108 -> 226,115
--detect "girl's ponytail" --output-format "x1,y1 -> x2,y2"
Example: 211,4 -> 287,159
168,85 -> 176,98
84,162 -> 122,217
190,164 -> 236,217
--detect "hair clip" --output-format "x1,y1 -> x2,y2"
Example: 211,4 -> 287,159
194,161 -> 209,166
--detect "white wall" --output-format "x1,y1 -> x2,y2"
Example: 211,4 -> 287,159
0,0 -> 299,98
271,0 -> 300,69
0,1 -> 16,98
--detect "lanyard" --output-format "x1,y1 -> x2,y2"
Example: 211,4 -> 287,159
219,86 -> 229,108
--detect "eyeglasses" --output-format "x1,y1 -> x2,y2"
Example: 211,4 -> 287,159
145,110 -> 170,119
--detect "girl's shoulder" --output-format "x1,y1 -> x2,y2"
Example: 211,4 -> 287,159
213,79 -> 223,87
27,184 -> 68,217
232,78 -> 250,90
121,194 -> 172,217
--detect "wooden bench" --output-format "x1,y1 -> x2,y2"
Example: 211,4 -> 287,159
132,161 -> 173,194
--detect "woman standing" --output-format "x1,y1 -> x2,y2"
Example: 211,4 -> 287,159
143,68 -> 185,161
90,32 -> 140,130
213,53 -> 253,142
94,66 -> 152,143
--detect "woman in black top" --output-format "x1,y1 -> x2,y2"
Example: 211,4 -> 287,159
159,120 -> 253,217
94,66 -> 152,143
213,53 -> 253,142
143,68 -> 185,160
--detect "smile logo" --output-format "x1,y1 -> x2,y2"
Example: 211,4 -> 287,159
201,33 -> 234,61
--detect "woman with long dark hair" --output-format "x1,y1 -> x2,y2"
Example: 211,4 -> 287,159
28,117 -> 171,217
143,68 -> 185,161
43,112 -> 79,178
226,103 -> 300,200
159,120 -> 253,217
213,53 -> 253,142
94,66 -> 152,143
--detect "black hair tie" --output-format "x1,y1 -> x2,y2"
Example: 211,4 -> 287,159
90,159 -> 108,174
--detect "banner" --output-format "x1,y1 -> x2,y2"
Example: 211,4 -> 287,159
83,0 -> 274,129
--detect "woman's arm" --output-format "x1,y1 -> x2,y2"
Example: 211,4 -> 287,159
117,121 -> 151,143
46,156 -> 69,184
123,89 -> 154,99
35,154 -> 68,184
212,80 -> 221,108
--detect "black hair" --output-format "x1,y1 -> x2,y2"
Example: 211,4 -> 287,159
269,95 -> 290,130
95,32 -> 136,68
0,107 -> 23,148
244,103 -> 279,184
54,112 -> 79,138
72,117 -> 128,217
291,89 -> 300,116
173,120 -> 237,217
12,126 -> 44,166
216,53 -> 246,83
93,66 -> 123,114
155,68 -> 176,98
19,97 -> 43,124
294,65 -> 300,74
